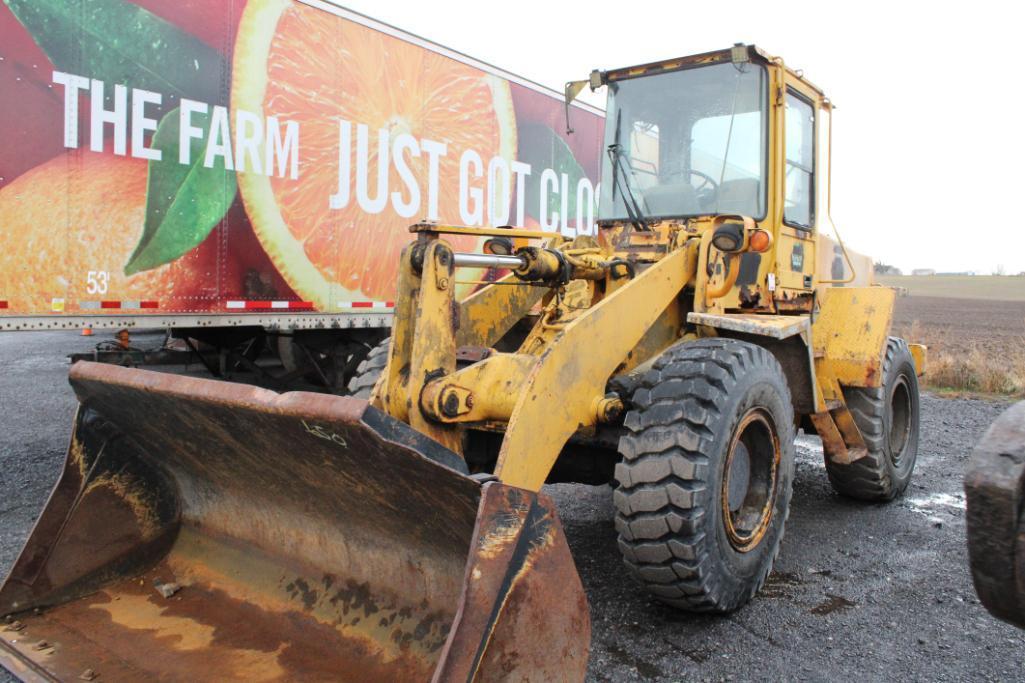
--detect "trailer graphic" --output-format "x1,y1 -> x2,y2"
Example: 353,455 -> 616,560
0,0 -> 604,332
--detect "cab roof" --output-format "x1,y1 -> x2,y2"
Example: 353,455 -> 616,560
600,44 -> 826,100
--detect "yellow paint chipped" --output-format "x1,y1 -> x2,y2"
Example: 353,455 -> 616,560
165,528 -> 447,664
89,594 -> 286,682
91,594 -> 213,650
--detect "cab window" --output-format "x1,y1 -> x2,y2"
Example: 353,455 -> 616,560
784,91 -> 814,229
628,120 -> 660,190
598,62 -> 769,221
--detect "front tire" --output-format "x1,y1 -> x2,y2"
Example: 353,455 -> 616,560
346,337 -> 390,398
614,338 -> 795,613
826,337 -> 920,501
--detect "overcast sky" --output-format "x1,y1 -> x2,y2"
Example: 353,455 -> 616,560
337,0 -> 1025,275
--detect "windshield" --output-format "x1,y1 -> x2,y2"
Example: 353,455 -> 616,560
598,61 -> 769,222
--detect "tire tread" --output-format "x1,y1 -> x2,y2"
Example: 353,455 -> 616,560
825,337 -> 918,501
614,338 -> 795,612
346,339 -> 389,398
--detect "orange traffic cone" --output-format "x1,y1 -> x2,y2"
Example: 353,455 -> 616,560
81,328 -> 93,336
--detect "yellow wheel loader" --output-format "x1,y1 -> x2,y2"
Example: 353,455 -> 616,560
0,45 -> 926,681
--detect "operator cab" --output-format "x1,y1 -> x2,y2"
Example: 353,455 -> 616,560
601,58 -> 768,222
574,45 -> 823,234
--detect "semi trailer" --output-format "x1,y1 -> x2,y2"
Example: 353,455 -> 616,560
0,0 -> 604,387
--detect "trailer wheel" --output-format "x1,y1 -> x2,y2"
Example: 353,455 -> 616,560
614,338 -> 795,612
279,332 -> 382,393
826,337 -> 919,501
347,337 -> 390,398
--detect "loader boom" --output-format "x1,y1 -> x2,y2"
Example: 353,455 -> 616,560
376,223 -> 699,491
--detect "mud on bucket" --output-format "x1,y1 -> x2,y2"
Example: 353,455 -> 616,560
0,363 -> 589,682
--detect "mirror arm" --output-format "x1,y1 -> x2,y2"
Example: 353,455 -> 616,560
563,70 -> 605,135
563,80 -> 587,135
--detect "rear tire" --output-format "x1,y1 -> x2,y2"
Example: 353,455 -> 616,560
346,337 -> 390,398
826,337 -> 919,501
614,338 -> 795,613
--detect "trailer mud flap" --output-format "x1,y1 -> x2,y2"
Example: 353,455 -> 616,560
0,362 -> 589,681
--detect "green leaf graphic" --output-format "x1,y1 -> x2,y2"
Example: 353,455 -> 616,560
4,0 -> 224,102
518,123 -> 589,223
125,107 -> 236,275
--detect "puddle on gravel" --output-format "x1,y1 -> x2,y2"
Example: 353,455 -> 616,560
809,594 -> 856,615
794,434 -> 825,468
905,492 -> 966,524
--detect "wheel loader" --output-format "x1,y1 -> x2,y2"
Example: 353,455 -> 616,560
0,45 -> 926,681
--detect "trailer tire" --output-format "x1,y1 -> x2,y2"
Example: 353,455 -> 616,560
347,338 -> 390,398
278,333 -> 381,393
614,338 -> 795,613
826,337 -> 919,501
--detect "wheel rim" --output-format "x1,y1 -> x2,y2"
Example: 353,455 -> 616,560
721,409 -> 780,552
888,375 -> 912,465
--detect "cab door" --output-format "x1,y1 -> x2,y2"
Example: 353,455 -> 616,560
774,86 -> 818,311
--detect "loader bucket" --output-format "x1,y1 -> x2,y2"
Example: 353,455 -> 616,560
0,362 -> 589,682
965,400 -> 1025,629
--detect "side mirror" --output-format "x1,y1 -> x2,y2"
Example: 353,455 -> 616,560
564,70 -> 604,134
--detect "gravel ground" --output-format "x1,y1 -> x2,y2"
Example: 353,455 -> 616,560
1,330 -> 1024,681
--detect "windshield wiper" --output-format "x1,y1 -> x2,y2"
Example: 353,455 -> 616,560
607,106 -> 649,233
608,142 -> 649,233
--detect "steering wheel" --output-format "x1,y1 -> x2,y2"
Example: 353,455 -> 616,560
680,169 -> 719,194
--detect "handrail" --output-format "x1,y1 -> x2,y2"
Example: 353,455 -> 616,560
817,101 -> 857,284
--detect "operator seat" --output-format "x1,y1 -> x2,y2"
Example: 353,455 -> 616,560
714,178 -> 762,216
643,182 -> 700,216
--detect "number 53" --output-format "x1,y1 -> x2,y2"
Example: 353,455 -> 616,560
86,270 -> 109,295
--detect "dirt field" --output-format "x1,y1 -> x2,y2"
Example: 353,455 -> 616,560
881,277 -> 1025,395
891,295 -> 1025,359
879,275 -> 1025,301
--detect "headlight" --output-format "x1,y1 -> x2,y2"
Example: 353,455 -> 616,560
712,222 -> 745,252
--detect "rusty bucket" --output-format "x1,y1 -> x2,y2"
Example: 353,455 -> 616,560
0,362 -> 589,681
965,400 -> 1025,629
